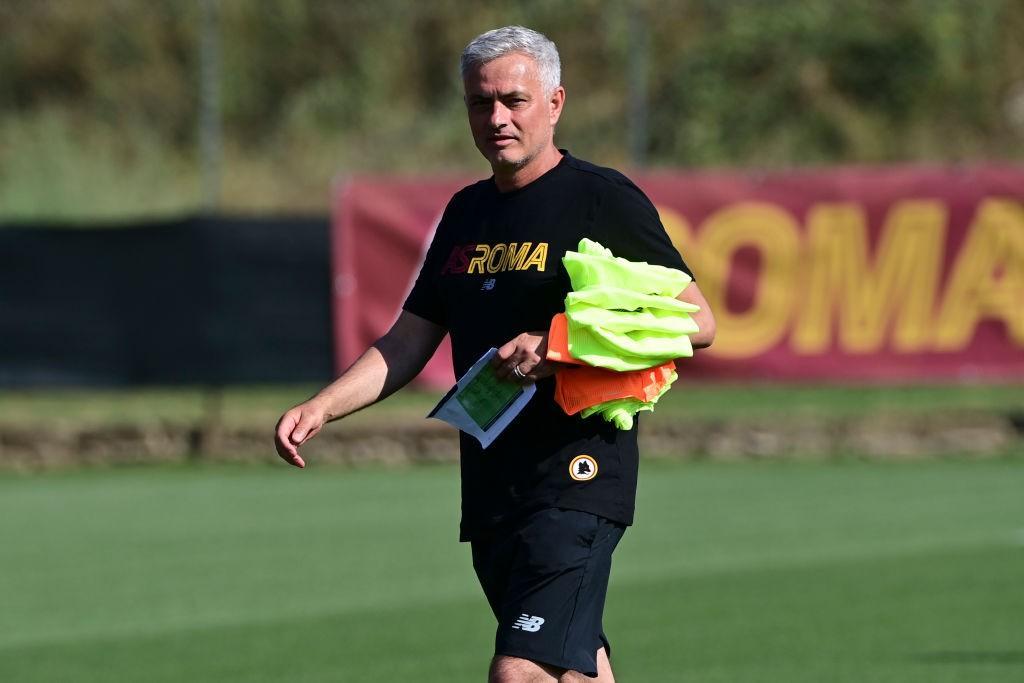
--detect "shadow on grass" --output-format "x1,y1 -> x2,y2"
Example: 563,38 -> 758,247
914,651 -> 1024,665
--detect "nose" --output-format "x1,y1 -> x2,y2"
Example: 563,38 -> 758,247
489,101 -> 510,130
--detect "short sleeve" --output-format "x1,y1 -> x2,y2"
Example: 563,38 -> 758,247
591,178 -> 694,279
402,201 -> 457,327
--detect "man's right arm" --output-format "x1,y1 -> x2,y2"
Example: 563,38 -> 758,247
274,310 -> 447,468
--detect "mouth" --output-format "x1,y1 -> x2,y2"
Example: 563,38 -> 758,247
487,135 -> 517,147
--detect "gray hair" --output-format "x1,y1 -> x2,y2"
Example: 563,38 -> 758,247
461,26 -> 561,95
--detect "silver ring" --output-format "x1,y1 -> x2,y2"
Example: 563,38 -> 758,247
512,365 -> 526,379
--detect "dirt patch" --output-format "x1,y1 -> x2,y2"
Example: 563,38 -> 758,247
639,411 -> 1020,460
1,411 -> 1021,470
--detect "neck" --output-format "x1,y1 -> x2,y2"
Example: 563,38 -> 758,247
493,145 -> 563,193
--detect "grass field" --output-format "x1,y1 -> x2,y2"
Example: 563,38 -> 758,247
3,383 -> 1022,428
1,459 -> 1022,682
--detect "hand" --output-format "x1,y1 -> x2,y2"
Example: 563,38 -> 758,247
492,331 -> 558,384
274,399 -> 328,468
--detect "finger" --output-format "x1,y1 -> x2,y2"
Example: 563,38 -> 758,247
275,438 -> 305,468
275,434 -> 299,462
493,354 -> 516,379
510,360 -> 535,384
291,419 -> 310,443
275,412 -> 307,468
275,440 -> 296,461
494,340 -> 517,364
276,414 -> 299,453
295,424 -> 321,446
279,446 -> 306,468
501,357 -> 528,381
293,406 -> 326,441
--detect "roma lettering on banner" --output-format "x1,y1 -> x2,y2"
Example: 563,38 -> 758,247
332,166 -> 1024,384
793,200 -> 946,355
650,176 -> 1024,380
691,202 -> 800,359
933,199 -> 1024,351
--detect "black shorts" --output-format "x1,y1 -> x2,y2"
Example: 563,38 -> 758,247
471,507 -> 626,678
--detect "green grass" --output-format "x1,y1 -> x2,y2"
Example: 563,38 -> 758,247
2,383 -> 1022,429
1,459 -> 1022,681
0,385 -> 426,429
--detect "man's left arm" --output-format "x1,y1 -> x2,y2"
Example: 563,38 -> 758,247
678,281 -> 715,349
595,177 -> 714,349
493,282 -> 715,383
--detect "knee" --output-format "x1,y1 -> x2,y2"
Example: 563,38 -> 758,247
488,655 -> 560,683
557,672 -> 589,683
488,655 -> 525,683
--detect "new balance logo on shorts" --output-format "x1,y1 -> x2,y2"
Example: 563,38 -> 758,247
512,613 -> 545,632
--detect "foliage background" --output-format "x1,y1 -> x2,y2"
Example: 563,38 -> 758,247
2,0 -> 1023,219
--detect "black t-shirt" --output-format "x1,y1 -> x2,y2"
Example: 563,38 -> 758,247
404,151 -> 692,541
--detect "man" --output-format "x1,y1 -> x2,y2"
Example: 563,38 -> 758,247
275,26 -> 715,683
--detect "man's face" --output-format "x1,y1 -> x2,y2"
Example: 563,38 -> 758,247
463,52 -> 564,173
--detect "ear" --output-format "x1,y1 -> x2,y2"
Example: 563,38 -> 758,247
548,86 -> 565,126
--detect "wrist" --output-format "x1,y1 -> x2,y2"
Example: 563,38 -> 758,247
307,394 -> 335,421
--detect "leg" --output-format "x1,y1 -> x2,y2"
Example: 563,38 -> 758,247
593,646 -> 615,682
488,647 -> 614,683
488,655 -> 560,683
475,510 -> 626,682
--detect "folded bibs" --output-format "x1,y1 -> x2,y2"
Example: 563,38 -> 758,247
554,359 -> 677,415
548,313 -> 678,430
562,239 -> 698,370
566,310 -> 697,369
563,238 -> 690,297
578,375 -> 676,431
547,239 -> 699,430
545,312 -> 586,365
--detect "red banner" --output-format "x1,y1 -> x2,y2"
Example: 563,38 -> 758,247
332,166 -> 1024,386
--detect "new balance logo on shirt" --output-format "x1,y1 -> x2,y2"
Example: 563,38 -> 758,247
512,613 -> 545,632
